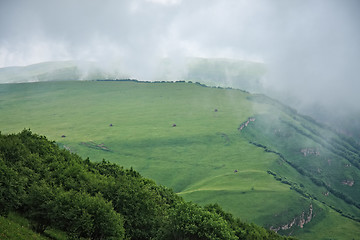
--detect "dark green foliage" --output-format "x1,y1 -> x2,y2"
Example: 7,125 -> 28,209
52,190 -> 124,239
0,130 -> 125,239
22,181 -> 55,233
23,182 -> 125,238
92,161 -> 169,239
162,201 -> 238,240
0,158 -> 25,216
0,130 -> 292,239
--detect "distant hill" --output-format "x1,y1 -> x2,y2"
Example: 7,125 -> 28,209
156,57 -> 266,92
0,80 -> 359,239
0,58 -> 266,93
0,61 -> 130,83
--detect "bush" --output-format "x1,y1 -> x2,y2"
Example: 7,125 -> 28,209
162,201 -> 238,240
52,190 -> 125,239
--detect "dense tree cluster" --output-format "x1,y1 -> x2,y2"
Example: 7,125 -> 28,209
0,130 -> 294,239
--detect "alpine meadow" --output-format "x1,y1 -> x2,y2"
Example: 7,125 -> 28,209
1,79 -> 360,239
1,1 -> 360,239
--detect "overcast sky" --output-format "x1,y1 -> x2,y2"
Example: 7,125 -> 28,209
1,0 -> 360,113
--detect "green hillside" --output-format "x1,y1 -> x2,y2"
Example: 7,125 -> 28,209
0,130 -> 292,239
0,80 -> 359,239
0,214 -> 52,240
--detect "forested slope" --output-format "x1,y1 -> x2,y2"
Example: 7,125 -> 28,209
0,130 -> 293,240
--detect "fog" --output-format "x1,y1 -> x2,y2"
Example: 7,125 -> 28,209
1,0 -> 360,124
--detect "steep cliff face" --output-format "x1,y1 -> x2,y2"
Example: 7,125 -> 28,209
270,204 -> 313,232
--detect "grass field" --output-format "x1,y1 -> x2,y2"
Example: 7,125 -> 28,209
0,214 -> 48,240
0,213 -> 66,240
1,80 -> 360,239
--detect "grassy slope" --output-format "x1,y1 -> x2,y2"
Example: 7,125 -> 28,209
0,81 -> 359,239
0,215 -> 48,240
0,213 -> 66,240
240,103 -> 360,215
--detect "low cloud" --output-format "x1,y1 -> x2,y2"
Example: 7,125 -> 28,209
1,0 -> 359,117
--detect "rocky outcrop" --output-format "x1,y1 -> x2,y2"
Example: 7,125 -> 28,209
238,117 -> 255,131
270,204 -> 313,232
342,180 -> 354,186
300,148 -> 320,156
299,204 -> 313,228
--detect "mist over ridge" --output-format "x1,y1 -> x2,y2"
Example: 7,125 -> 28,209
1,0 -> 360,136
2,2 -> 360,238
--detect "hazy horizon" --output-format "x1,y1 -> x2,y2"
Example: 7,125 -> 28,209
1,0 -> 360,120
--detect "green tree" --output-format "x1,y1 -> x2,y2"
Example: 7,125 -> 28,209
163,201 -> 238,240
22,181 -> 55,233
52,190 -> 125,239
92,160 -> 170,239
0,157 -> 25,216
